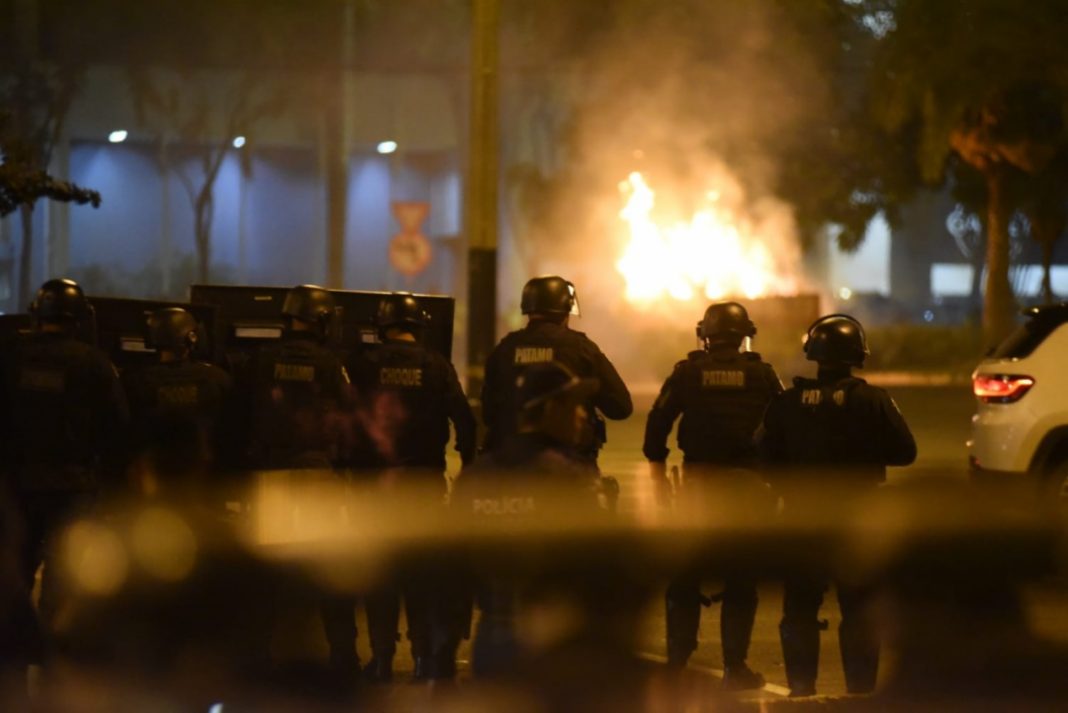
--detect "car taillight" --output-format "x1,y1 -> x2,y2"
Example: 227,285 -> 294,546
973,374 -> 1035,403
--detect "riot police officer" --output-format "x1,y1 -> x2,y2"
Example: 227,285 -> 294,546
1,278 -> 128,635
121,307 -> 234,495
460,361 -> 603,677
235,285 -> 352,680
481,276 -> 632,463
643,301 -> 782,689
353,292 -> 476,475
240,284 -> 349,470
757,313 -> 916,697
341,292 -> 476,682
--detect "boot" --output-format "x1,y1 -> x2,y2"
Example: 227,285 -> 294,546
328,649 -> 361,689
362,656 -> 393,684
666,645 -> 691,670
413,656 -> 433,681
432,650 -> 457,680
722,663 -> 766,691
665,582 -> 701,671
780,619 -> 820,697
789,681 -> 817,698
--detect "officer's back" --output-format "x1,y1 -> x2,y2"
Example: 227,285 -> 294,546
759,314 -> 916,486
481,276 -> 632,458
644,302 -> 782,468
349,293 -> 475,475
3,280 -> 127,489
240,285 -> 348,470
122,308 -> 234,480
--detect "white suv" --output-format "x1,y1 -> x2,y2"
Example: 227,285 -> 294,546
969,304 -> 1068,497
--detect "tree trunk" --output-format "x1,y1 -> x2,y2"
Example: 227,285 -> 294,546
1040,237 -> 1055,303
18,203 -> 34,310
324,101 -> 347,288
195,189 -> 213,283
969,232 -> 986,318
983,167 -> 1018,347
1030,206 -> 1064,305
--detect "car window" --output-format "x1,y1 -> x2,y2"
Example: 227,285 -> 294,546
991,318 -> 1064,359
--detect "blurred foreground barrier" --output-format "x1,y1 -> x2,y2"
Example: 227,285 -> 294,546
7,471 -> 1068,711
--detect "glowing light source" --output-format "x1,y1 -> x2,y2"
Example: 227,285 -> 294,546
130,507 -> 198,582
232,136 -> 246,149
64,520 -> 128,595
108,130 -> 128,143
615,171 -> 798,306
838,287 -> 853,301
973,374 -> 1035,403
376,140 -> 398,155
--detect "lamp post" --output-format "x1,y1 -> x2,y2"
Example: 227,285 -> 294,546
465,0 -> 500,400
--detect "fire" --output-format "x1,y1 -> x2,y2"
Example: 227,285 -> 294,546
615,171 -> 798,306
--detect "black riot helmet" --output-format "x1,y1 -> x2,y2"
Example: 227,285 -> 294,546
147,307 -> 199,355
520,276 -> 580,317
282,284 -> 335,336
30,278 -> 93,326
803,313 -> 869,367
696,301 -> 756,345
376,292 -> 430,336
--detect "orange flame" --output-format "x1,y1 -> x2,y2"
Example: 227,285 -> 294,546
615,171 -> 799,306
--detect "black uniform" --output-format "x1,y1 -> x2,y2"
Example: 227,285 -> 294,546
240,331 -> 349,470
1,331 -> 128,627
458,431 -> 600,677
481,321 -> 632,460
330,338 -> 477,680
758,373 -> 916,695
758,375 -> 916,482
644,346 -> 782,465
122,359 -> 235,482
644,345 -> 782,673
351,338 -> 476,474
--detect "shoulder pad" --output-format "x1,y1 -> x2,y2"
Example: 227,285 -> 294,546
742,351 -> 763,361
685,350 -> 705,360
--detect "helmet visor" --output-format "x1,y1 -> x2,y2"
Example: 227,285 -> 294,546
568,282 -> 581,317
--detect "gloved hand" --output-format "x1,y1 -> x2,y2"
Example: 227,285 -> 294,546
649,461 -> 672,509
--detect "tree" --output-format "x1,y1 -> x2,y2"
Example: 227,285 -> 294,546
872,0 -> 1068,344
1021,151 -> 1068,303
111,0 -> 304,283
0,109 -> 100,218
0,0 -> 105,308
128,69 -> 280,283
